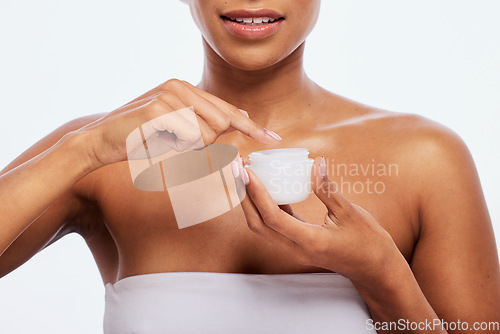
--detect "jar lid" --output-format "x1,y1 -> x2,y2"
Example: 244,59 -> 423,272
248,148 -> 309,163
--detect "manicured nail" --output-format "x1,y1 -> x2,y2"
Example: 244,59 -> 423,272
231,161 -> 240,178
264,128 -> 282,141
241,165 -> 250,185
319,156 -> 327,177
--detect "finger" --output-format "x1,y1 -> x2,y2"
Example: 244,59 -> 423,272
166,82 -> 238,138
122,79 -> 227,141
137,99 -> 213,153
239,180 -> 302,255
155,93 -> 217,148
278,204 -> 306,222
241,156 -> 250,166
226,109 -> 251,134
245,168 -> 322,244
312,156 -> 355,225
238,109 -> 249,118
155,92 -> 221,148
181,81 -> 282,144
146,110 -> 203,153
154,94 -> 214,149
157,91 -> 186,111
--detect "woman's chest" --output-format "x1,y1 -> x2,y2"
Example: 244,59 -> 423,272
93,131 -> 418,275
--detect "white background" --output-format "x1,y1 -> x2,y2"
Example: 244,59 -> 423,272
1,0 -> 499,333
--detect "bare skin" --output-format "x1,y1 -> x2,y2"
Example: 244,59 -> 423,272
1,0 -> 499,333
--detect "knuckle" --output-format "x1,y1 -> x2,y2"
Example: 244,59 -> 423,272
222,113 -> 232,128
203,129 -> 217,145
261,211 -> 279,226
158,90 -> 175,102
337,202 -> 356,218
252,178 -> 268,193
246,219 -> 262,234
325,181 -> 338,194
147,99 -> 166,114
214,114 -> 231,133
227,105 -> 241,116
317,180 -> 334,196
162,78 -> 183,91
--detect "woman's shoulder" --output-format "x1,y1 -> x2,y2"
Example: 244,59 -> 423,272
367,108 -> 470,162
349,105 -> 477,195
321,91 -> 470,160
321,91 -> 475,182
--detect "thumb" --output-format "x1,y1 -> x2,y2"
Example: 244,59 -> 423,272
312,156 -> 354,224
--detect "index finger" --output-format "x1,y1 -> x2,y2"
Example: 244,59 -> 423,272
180,81 -> 282,144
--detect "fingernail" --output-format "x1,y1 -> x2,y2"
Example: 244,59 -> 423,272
264,128 -> 282,141
319,156 -> 327,177
231,161 -> 240,178
241,165 -> 250,185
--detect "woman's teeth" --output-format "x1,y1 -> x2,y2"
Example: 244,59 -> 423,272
228,17 -> 278,25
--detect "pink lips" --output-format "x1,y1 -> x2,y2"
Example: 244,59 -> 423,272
221,9 -> 284,40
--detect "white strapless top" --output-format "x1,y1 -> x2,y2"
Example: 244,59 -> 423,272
104,272 -> 375,334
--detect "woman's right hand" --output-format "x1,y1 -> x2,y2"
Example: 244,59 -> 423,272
78,79 -> 281,170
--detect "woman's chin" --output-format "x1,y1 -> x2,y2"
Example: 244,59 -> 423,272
211,39 -> 304,72
203,37 -> 295,72
221,52 -> 285,72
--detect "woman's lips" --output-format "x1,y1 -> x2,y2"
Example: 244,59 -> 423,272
220,9 -> 284,40
221,17 -> 283,40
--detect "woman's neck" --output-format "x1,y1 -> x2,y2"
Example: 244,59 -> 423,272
198,40 -> 321,131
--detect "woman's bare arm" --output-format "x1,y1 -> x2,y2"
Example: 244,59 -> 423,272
407,120 -> 500,331
0,116 -> 101,275
337,118 -> 500,333
0,79 -> 280,278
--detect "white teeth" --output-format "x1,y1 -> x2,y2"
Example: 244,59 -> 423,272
228,16 -> 280,25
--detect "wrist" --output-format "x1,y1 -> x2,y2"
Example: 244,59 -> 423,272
351,248 -> 415,306
349,249 -> 444,329
60,129 -> 103,175
346,230 -> 407,287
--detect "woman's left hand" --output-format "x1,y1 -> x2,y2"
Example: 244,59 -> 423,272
234,156 -> 404,284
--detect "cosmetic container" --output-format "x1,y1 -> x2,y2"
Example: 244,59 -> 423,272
245,148 -> 314,205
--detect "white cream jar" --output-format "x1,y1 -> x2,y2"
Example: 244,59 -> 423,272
245,148 -> 314,205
